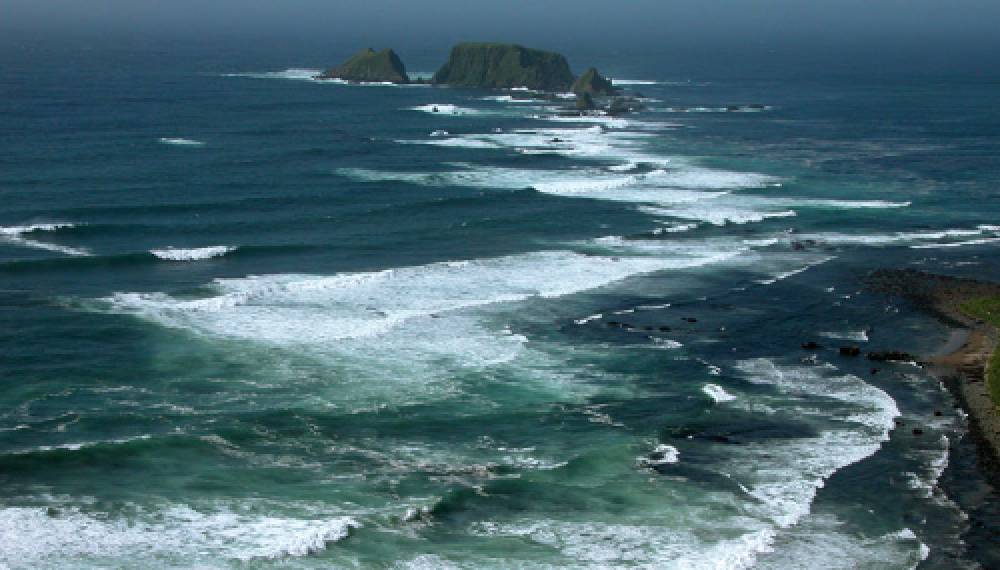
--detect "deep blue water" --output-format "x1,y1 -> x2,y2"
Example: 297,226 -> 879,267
1,38 -> 999,568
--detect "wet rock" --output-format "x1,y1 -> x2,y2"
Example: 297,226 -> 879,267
840,346 -> 861,357
801,341 -> 822,350
867,350 -> 915,362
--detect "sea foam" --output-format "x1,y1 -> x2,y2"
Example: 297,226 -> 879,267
0,504 -> 358,566
0,222 -> 90,256
150,246 -> 237,261
158,137 -> 205,146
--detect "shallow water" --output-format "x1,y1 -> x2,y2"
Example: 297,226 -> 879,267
1,39 -> 999,568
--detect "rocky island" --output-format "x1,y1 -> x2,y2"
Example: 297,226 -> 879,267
317,48 -> 409,84
431,43 -> 576,91
572,67 -> 617,96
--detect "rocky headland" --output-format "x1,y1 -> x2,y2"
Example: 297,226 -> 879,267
867,269 -> 1000,472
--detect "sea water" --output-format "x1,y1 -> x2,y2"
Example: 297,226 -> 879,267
1,38 -> 998,568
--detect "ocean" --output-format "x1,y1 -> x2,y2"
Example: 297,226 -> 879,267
1,38 -> 999,568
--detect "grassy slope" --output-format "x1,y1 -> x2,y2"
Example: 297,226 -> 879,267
960,296 -> 1000,408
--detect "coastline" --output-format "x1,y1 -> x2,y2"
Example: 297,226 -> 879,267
868,269 -> 1000,474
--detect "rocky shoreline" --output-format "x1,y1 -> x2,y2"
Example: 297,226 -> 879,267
868,269 -> 1000,475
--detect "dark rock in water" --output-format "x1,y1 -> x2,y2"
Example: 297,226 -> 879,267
871,368 -> 880,375
840,346 -> 861,356
608,97 -> 645,116
867,350 -> 915,362
912,428 -> 924,436
683,317 -> 698,323
318,48 -> 409,84
432,43 -> 575,91
607,321 -> 621,327
658,326 -> 671,332
934,410 -> 943,416
575,92 -> 596,111
572,67 -> 617,96
801,341 -> 822,350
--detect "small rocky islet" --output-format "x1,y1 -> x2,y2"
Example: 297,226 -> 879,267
314,43 -> 654,116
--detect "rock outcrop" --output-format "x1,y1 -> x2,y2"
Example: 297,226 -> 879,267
432,43 -> 575,91
575,92 -> 596,111
318,48 -> 409,84
572,67 -> 617,96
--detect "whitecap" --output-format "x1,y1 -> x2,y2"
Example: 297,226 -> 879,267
703,383 -> 737,403
409,104 -> 479,116
220,68 -> 322,81
0,222 -> 90,256
0,504 -> 359,566
158,137 -> 205,146
638,443 -> 680,466
573,313 -> 603,325
753,256 -> 835,285
819,330 -> 870,342
150,246 -> 237,261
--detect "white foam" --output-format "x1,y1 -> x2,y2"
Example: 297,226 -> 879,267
753,256 -> 835,285
104,248 -> 737,347
339,162 -> 776,218
755,515 -> 930,570
611,79 -> 661,85
819,330 -> 869,342
158,137 -> 205,146
472,520 -> 776,569
221,68 -> 322,81
0,504 -> 358,566
638,443 -> 680,466
787,228 -> 994,248
703,383 -> 737,403
150,246 -> 237,261
18,435 -> 152,455
910,236 -> 1000,249
651,338 -> 683,349
642,204 -> 796,226
480,95 -> 535,103
0,222 -> 90,256
409,104 -> 479,116
732,359 -> 899,528
782,198 -> 910,209
574,313 -> 603,325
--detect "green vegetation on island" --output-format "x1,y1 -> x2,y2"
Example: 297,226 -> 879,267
572,67 -> 617,96
318,48 -> 409,84
960,296 -> 1000,409
432,43 -> 575,91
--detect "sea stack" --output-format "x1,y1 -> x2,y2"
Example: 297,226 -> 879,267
432,43 -> 575,91
318,48 -> 409,84
572,67 -> 617,96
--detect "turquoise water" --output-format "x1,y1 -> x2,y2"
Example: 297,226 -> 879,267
1,40 -> 999,568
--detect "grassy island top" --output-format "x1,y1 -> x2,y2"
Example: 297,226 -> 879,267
432,43 -> 576,91
960,296 -> 1000,409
